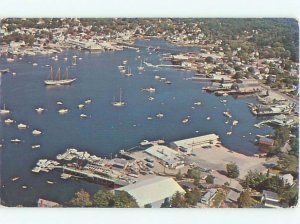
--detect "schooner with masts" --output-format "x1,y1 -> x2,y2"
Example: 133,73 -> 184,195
44,67 -> 76,86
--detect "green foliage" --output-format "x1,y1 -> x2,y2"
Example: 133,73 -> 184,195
206,175 -> 215,184
245,170 -> 268,189
176,170 -> 183,180
187,168 -> 201,179
185,189 -> 201,206
114,191 -> 139,208
226,162 -> 240,178
144,203 -> 152,208
278,154 -> 298,174
258,176 -> 285,194
161,198 -> 171,208
274,127 -> 290,147
70,189 -> 92,207
93,190 -> 114,208
238,189 -> 254,208
171,191 -> 187,208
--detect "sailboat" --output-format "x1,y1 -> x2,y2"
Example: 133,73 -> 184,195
72,56 -> 77,65
44,67 -> 76,85
112,88 -> 125,107
0,104 -> 10,114
125,67 -> 133,77
137,60 -> 144,71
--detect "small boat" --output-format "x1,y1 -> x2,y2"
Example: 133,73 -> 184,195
125,67 -> 133,77
78,104 -> 85,109
165,80 -> 172,84
35,107 -> 45,113
80,114 -> 88,118
11,139 -> 21,143
45,64 -> 50,67
12,72 -> 16,76
142,87 -> 156,93
156,113 -> 164,118
122,60 -> 128,65
4,118 -> 14,124
32,144 -> 41,149
57,101 -> 63,105
47,181 -> 54,185
58,109 -> 69,114
223,111 -> 232,118
84,99 -> 92,104
17,123 -> 28,129
154,75 -> 160,80
226,132 -> 232,135
7,58 -> 15,62
22,185 -> 28,189
0,104 -> 10,114
32,63 -> 38,66
79,57 -> 83,60
206,117 -> 211,120
11,177 -> 20,181
32,129 -> 42,135
32,166 -> 41,173
64,57 -> 68,61
182,118 -> 189,124
233,120 -> 239,126
147,116 -> 153,120
112,88 -> 125,107
148,96 -> 155,101
194,102 -> 202,106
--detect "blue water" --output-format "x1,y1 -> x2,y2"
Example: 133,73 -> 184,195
0,39 -> 272,206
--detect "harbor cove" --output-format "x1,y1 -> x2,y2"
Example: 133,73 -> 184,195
0,18 -> 298,208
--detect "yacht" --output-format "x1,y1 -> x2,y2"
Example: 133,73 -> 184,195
35,107 -> 45,113
0,104 -> 10,114
4,118 -> 14,124
58,109 -> 69,114
44,67 -> 76,86
17,123 -> 28,129
32,129 -> 42,135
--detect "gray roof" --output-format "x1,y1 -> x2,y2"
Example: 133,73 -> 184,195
262,190 -> 278,201
115,176 -> 185,207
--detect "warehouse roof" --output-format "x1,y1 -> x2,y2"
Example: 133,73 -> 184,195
171,134 -> 219,149
115,176 -> 185,207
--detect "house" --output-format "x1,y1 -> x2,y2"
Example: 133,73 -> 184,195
114,176 -> 185,208
200,188 -> 217,205
261,190 -> 280,208
257,137 -> 275,147
112,158 -> 130,170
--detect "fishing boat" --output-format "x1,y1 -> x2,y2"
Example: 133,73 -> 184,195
32,129 -> 42,135
223,111 -> 232,118
17,123 -> 28,129
35,107 -> 45,113
80,114 -> 88,118
11,139 -> 21,143
0,104 -> 10,114
112,88 -> 125,107
4,118 -> 14,124
44,67 -> 76,85
58,109 -> 69,114
32,144 -> 41,149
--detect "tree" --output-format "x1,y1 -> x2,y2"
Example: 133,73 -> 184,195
70,189 -> 92,207
176,170 -> 183,180
278,154 -> 298,174
93,190 -> 114,208
161,198 -> 171,208
144,203 -> 152,208
245,170 -> 268,189
114,191 -> 138,208
274,127 -> 290,147
237,189 -> 254,208
185,189 -> 201,206
258,176 -> 285,194
226,162 -> 240,178
205,56 -> 214,64
171,191 -> 187,208
206,175 -> 214,184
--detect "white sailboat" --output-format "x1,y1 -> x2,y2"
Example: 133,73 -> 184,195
125,67 -> 133,77
137,60 -> 144,71
0,104 -> 10,114
112,88 -> 125,107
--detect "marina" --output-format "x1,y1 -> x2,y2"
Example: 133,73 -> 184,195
0,38 -> 297,207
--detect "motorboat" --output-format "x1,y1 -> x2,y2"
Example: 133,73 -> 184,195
35,107 -> 45,113
17,123 -> 28,129
156,113 -> 164,118
223,111 -> 232,118
58,109 -> 69,114
32,129 -> 42,135
182,118 -> 189,124
78,104 -> 85,109
194,102 -> 202,106
57,101 -> 63,105
233,120 -> 239,126
4,118 -> 14,124
80,114 -> 88,118
11,139 -> 21,143
84,99 -> 92,104
32,144 -> 41,149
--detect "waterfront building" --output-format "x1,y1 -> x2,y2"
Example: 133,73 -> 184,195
145,145 -> 183,169
37,198 -> 60,208
114,176 -> 185,208
170,134 -> 220,154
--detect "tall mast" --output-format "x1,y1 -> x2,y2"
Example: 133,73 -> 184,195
119,88 -> 122,102
57,67 -> 61,80
50,66 -> 54,80
65,67 -> 69,79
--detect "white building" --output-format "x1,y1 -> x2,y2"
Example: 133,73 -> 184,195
170,133 -> 220,154
115,176 -> 185,208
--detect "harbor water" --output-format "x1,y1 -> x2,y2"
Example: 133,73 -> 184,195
0,39 -> 272,206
